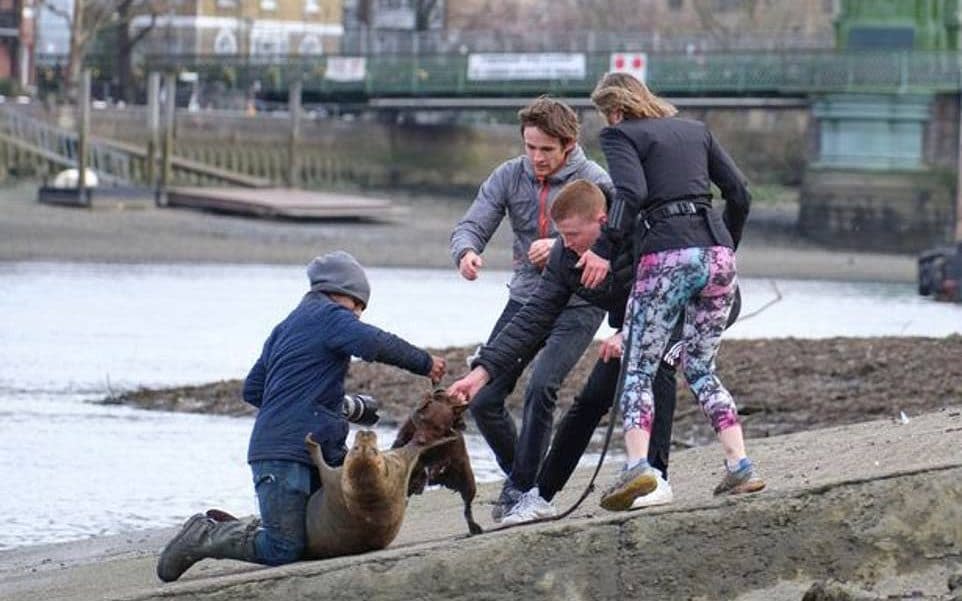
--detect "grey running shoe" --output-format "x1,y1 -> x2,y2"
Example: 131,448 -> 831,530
502,488 -> 557,525
630,471 -> 674,509
713,459 -> 766,496
599,462 -> 660,512
491,482 -> 522,522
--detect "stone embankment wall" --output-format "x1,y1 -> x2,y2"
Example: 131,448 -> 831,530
77,104 -> 808,195
801,94 -> 960,253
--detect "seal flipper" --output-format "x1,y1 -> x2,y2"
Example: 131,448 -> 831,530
305,433 -> 341,488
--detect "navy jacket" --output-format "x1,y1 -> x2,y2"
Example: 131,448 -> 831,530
597,116 -> 751,257
243,291 -> 432,467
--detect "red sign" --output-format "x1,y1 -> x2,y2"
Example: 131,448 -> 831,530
609,52 -> 647,83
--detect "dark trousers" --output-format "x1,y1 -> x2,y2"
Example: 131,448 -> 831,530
536,356 -> 677,501
470,299 -> 605,492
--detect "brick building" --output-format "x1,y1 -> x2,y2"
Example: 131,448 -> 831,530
133,0 -> 344,56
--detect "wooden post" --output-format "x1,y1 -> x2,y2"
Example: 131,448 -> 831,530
955,85 -> 962,243
156,72 -> 176,207
77,69 -> 91,206
146,72 -> 160,187
287,79 -> 302,188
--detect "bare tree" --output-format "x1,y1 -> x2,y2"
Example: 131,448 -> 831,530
37,0 -> 164,102
690,0 -> 812,49
413,0 -> 441,31
114,0 -> 160,103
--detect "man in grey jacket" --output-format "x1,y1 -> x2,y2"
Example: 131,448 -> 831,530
449,96 -> 612,522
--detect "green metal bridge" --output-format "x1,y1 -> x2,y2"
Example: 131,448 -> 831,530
133,51 -> 962,100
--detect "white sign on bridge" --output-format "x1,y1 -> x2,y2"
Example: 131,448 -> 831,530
609,52 -> 648,83
467,53 -> 586,81
324,57 -> 367,82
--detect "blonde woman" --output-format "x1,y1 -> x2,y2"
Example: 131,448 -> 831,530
589,73 -> 765,510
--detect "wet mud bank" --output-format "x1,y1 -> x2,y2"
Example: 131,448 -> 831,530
105,336 -> 962,449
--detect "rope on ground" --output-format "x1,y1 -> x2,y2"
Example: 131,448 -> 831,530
735,280 -> 783,323
473,404 -> 617,536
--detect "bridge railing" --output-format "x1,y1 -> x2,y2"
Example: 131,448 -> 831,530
141,50 -> 962,98
339,29 -> 835,55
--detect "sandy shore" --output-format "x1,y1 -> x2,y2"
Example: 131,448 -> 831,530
0,181 -> 918,282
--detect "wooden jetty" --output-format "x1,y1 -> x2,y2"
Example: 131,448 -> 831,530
166,186 -> 397,220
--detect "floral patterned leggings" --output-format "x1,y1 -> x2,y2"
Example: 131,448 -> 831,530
620,246 -> 740,435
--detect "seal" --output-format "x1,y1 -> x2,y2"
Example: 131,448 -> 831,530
303,429 -> 437,559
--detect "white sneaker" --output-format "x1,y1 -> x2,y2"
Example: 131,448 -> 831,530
501,487 -> 556,525
630,473 -> 674,509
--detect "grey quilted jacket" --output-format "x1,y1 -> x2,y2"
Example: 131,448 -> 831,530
449,145 -> 613,304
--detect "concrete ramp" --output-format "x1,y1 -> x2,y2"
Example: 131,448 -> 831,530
2,408 -> 960,601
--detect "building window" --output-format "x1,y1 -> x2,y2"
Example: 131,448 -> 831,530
216,0 -> 237,8
668,0 -> 683,10
252,32 -> 288,55
305,0 -> 319,14
299,34 -> 322,55
214,29 -> 238,54
260,0 -> 277,11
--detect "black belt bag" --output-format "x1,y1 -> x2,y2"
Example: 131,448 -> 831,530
631,198 -> 717,259
640,198 -> 712,228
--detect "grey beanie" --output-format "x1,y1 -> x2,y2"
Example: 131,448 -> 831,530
306,251 -> 371,307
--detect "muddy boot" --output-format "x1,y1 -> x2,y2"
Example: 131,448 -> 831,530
205,508 -> 238,522
156,513 -> 259,582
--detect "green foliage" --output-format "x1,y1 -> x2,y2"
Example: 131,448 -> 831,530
265,66 -> 282,90
745,183 -> 800,206
220,66 -> 237,88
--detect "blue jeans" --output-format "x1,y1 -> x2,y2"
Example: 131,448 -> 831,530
250,460 -> 320,566
470,299 -> 605,492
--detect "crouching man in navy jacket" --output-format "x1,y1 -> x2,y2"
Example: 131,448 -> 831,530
158,251 -> 445,582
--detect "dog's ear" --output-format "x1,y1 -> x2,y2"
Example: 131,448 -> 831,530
415,396 -> 433,412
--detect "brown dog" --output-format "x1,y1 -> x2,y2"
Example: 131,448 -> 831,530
392,389 -> 482,535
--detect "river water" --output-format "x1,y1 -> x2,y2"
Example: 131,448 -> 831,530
1,261 -> 959,550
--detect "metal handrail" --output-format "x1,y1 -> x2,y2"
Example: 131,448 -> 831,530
0,107 -> 271,187
0,107 -> 129,184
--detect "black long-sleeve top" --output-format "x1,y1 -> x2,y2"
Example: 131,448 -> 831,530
474,241 -> 630,380
595,116 -> 751,257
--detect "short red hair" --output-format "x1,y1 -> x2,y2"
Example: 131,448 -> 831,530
550,179 -> 605,222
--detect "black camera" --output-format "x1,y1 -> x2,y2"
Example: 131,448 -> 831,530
342,393 -> 380,426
